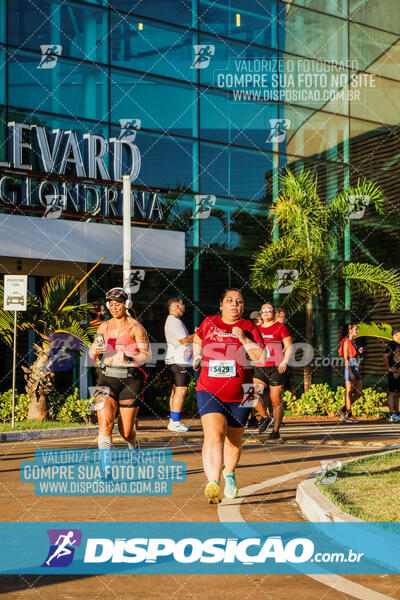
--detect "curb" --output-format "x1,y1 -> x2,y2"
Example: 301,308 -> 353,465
296,473 -> 362,522
0,426 -> 99,443
296,448 -> 399,522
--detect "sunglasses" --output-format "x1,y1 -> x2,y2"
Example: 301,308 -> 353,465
261,308 -> 274,313
106,288 -> 128,301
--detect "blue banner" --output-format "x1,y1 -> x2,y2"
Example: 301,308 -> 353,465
20,449 -> 186,496
0,522 -> 399,574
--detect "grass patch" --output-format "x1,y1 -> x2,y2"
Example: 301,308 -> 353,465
0,421 -> 91,432
316,450 -> 400,522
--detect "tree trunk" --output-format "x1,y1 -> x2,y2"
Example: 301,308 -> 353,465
23,343 -> 55,421
304,295 -> 313,392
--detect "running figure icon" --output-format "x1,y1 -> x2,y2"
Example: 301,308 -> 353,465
42,529 -> 82,567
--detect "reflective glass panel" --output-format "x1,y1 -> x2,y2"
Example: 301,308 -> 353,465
350,74 -> 400,124
350,23 -> 400,81
281,104 -> 349,162
280,5 -> 348,62
349,0 -> 400,35
199,0 -> 277,48
200,142 -> 273,200
111,71 -> 197,138
110,0 -> 193,27
8,51 -> 108,121
280,0 -> 347,18
8,0 -> 108,63
111,14 -> 196,83
200,88 -> 278,148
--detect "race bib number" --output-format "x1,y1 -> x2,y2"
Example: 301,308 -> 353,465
208,360 -> 236,377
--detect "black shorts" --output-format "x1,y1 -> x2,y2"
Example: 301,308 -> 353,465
253,366 -> 284,387
388,373 -> 400,393
168,363 -> 192,387
96,370 -> 146,407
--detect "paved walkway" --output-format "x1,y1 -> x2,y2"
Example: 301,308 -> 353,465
0,419 -> 399,599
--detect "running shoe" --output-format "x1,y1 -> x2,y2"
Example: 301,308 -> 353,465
389,413 -> 400,422
247,416 -> 259,429
269,430 -> 283,442
258,416 -> 272,434
222,468 -> 239,499
204,480 -> 222,504
167,420 -> 190,432
336,408 -> 347,422
345,411 -> 357,423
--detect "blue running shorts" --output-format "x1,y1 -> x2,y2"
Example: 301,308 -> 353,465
197,390 -> 251,428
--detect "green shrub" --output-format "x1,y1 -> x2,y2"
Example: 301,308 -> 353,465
285,384 -> 387,417
56,388 -> 94,424
282,389 -> 297,413
0,390 -> 30,423
351,387 -> 387,417
287,384 -> 341,416
47,392 -> 64,420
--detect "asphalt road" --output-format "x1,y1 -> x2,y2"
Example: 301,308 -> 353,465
1,419 -> 399,599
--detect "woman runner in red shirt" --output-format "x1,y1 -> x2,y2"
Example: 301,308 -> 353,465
193,289 -> 265,504
253,302 -> 292,441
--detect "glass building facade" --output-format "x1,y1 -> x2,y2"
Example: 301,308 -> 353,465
1,0 -> 399,391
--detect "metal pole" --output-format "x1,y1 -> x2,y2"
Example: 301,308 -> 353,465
11,311 -> 17,429
122,174 -> 132,293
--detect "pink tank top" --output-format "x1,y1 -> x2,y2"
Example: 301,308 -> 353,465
103,321 -> 139,357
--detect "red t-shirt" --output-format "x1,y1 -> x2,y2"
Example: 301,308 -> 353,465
196,315 -> 264,403
256,322 -> 291,366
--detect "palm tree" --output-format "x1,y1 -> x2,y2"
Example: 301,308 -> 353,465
251,169 -> 400,391
0,276 -> 96,420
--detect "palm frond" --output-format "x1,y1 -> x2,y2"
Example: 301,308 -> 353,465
0,309 -> 34,346
251,238 -> 305,291
41,276 -> 79,313
271,169 -> 329,259
278,277 -> 317,315
55,320 -> 97,347
58,304 -> 93,320
341,263 -> 400,311
329,179 -> 385,230
357,321 -> 393,341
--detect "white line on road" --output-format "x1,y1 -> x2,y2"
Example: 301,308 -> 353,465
218,467 -> 396,600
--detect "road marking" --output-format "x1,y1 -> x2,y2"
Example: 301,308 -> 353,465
218,467 -> 396,600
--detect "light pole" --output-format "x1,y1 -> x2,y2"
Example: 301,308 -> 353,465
122,174 -> 132,295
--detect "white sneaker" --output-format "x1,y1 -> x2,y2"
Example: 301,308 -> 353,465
167,420 -> 190,433
389,413 -> 400,422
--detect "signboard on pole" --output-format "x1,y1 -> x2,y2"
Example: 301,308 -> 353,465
3,275 -> 28,430
4,275 -> 28,311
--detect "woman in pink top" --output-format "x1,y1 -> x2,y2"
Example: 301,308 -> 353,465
89,288 -> 151,477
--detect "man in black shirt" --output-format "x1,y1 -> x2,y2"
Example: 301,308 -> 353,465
383,327 -> 400,422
